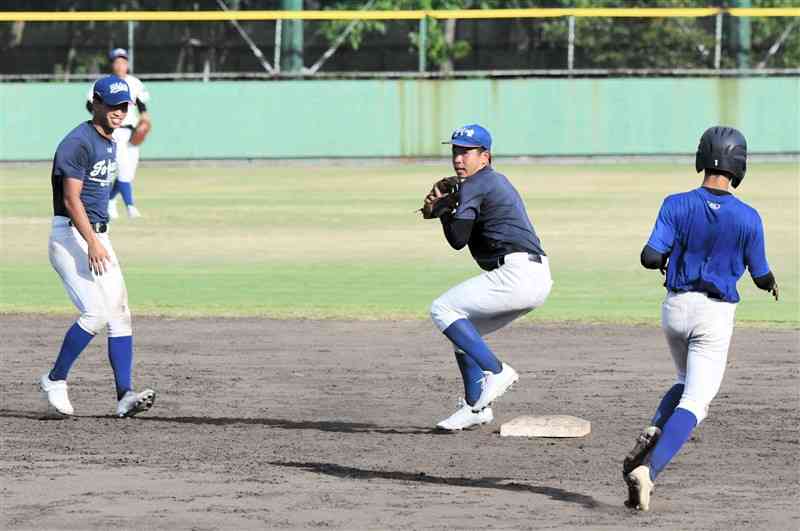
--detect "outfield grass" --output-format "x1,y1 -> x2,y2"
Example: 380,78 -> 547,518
1,162 -> 797,326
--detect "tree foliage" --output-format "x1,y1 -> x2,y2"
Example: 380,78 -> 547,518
316,0 -> 800,70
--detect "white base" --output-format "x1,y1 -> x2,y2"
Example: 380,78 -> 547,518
500,415 -> 591,438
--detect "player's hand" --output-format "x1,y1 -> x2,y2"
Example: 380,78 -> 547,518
425,184 -> 444,206
771,282 -> 779,301
88,240 -> 111,275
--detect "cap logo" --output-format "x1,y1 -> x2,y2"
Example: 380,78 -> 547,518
109,82 -> 128,94
714,159 -> 718,165
453,127 -> 475,138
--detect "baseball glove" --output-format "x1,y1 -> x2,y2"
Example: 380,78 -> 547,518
130,120 -> 151,146
420,176 -> 463,219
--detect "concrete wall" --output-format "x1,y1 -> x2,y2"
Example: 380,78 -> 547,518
1,77 -> 797,160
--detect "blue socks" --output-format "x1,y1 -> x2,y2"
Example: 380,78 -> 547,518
118,181 -> 134,206
108,336 -> 134,400
49,325 -> 134,400
110,180 -> 135,206
443,319 -> 502,374
49,323 -> 95,381
651,383 -> 685,429
647,407 -> 698,481
454,351 -> 483,406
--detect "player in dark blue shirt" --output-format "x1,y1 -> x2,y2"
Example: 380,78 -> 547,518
40,75 -> 156,418
623,126 -> 778,511
427,124 -> 553,431
52,122 -> 117,225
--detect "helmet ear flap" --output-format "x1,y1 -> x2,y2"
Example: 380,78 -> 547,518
731,173 -> 743,188
695,151 -> 704,174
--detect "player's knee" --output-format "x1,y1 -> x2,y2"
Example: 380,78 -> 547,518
430,298 -> 461,332
429,297 -> 446,321
676,398 -> 709,424
107,307 -> 133,337
78,311 -> 109,335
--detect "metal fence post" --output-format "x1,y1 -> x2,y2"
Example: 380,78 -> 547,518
418,16 -> 427,73
567,15 -> 575,71
127,20 -> 135,72
274,19 -> 282,74
737,0 -> 752,69
280,0 -> 303,72
714,12 -> 722,69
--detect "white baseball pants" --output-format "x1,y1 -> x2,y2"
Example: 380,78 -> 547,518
112,127 -> 140,183
49,216 -> 132,337
661,290 -> 737,424
430,253 -> 553,334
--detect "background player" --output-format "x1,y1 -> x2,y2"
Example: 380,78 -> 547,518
86,48 -> 151,219
623,126 -> 779,511
425,124 -> 553,431
41,74 -> 156,418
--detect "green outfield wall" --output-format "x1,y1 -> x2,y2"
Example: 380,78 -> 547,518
1,78 -> 798,160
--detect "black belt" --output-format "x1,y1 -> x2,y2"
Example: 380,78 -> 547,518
668,289 -> 724,302
498,252 -> 542,267
68,220 -> 108,233
478,251 -> 542,271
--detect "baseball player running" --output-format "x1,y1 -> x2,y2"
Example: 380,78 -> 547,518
40,75 -> 156,418
623,126 -> 779,511
86,48 -> 151,219
423,124 -> 553,431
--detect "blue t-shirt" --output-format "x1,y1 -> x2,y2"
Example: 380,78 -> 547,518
647,187 -> 770,303
453,166 -> 545,268
51,121 -> 117,224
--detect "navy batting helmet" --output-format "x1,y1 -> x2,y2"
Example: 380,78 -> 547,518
695,126 -> 747,188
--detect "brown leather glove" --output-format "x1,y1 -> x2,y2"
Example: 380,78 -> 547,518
421,177 -> 462,219
130,119 -> 151,146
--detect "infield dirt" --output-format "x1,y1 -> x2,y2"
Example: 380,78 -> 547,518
2,316 -> 798,530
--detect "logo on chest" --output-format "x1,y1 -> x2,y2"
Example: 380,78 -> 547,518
706,201 -> 721,210
88,159 -> 117,185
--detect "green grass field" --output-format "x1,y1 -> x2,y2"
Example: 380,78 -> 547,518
1,162 -> 797,326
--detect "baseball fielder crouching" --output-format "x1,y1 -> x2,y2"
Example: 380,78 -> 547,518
424,125 -> 552,431
41,75 -> 156,418
623,126 -> 779,511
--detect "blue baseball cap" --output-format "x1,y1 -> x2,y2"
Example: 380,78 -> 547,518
443,124 -> 492,150
93,75 -> 131,106
109,48 -> 128,61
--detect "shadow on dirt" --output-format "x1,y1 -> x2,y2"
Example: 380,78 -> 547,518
136,415 -> 437,435
270,460 -> 620,512
0,409 -> 458,435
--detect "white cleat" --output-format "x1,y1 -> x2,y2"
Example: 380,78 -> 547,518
107,199 -> 120,219
39,373 -> 74,416
116,389 -> 156,418
623,426 -> 661,506
627,465 -> 654,512
126,205 -> 142,219
436,399 -> 493,431
471,362 -> 519,412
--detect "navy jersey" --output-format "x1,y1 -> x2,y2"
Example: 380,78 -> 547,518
51,122 -> 117,224
647,187 -> 770,303
453,166 -> 545,268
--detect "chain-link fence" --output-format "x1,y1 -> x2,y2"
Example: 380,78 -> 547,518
1,7 -> 798,80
